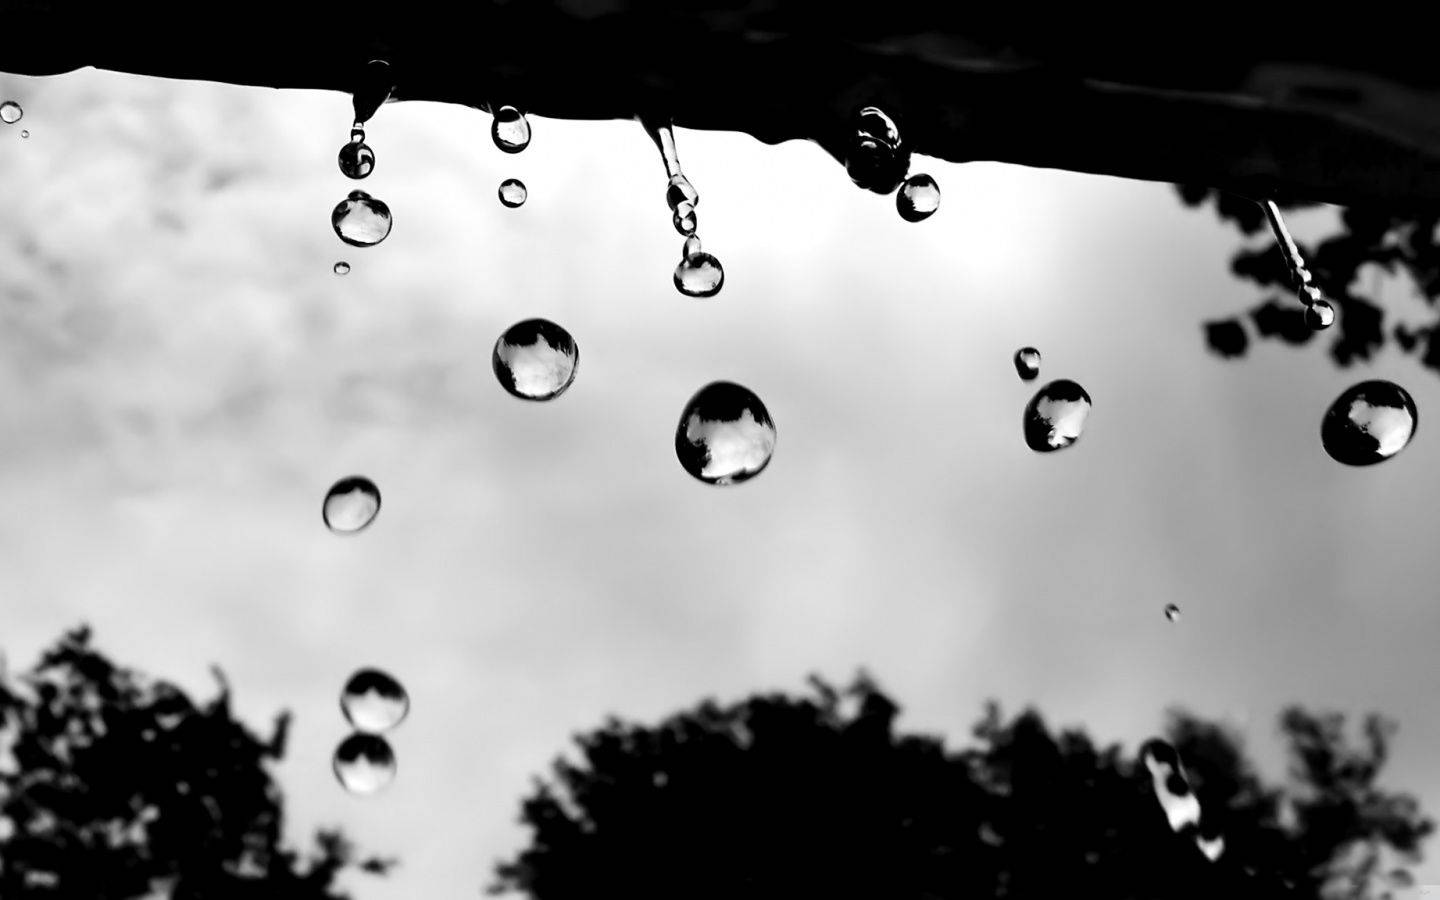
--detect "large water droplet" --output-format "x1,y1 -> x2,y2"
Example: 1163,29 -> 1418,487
492,319 -> 579,401
352,59 -> 394,125
897,174 -> 940,222
333,733 -> 396,795
1014,347 -> 1041,382
333,261 -> 351,276
0,101 -> 21,125
492,105 -> 531,153
1305,299 -> 1335,330
1164,603 -> 1180,622
1321,380 -> 1417,466
323,476 -> 381,534
672,201 -> 697,236
675,381 -> 776,485
498,178 -> 528,208
337,141 -> 376,179
845,106 -> 909,194
674,252 -> 724,298
340,668 -> 409,733
332,190 -> 392,247
1023,380 -> 1092,453
667,174 -> 699,210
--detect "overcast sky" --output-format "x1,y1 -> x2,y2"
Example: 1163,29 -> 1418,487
2,68 -> 1439,896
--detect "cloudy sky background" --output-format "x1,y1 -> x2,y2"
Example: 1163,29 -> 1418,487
2,69 -> 1439,895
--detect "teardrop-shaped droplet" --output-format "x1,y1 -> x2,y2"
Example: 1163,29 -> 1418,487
351,59 -> 394,125
674,252 -> 724,298
492,105 -> 531,153
672,201 -> 697,236
675,381 -> 776,485
323,476 -> 381,534
846,106 -> 909,194
682,235 -> 702,259
0,101 -> 21,125
897,174 -> 940,222
1164,603 -> 1180,622
340,668 -> 410,733
498,178 -> 528,208
333,261 -> 351,276
331,190 -> 392,247
492,318 -> 579,401
1305,299 -> 1335,330
1023,379 -> 1092,453
1139,739 -> 1202,834
1321,380 -> 1417,466
337,141 -> 376,179
333,733 -> 396,795
666,174 -> 699,210
1014,347 -> 1041,382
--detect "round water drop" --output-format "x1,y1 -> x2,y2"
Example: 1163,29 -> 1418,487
1305,299 -> 1335,330
331,190 -> 392,247
323,476 -> 381,534
674,252 -> 724,298
492,318 -> 578,401
340,668 -> 409,733
498,178 -> 528,208
897,174 -> 940,222
337,141 -> 375,179
672,201 -> 697,236
0,101 -> 20,125
1023,379 -> 1092,453
682,235 -> 702,258
1164,603 -> 1180,622
846,106 -> 908,194
19,130 -> 28,140
1014,347 -> 1041,382
492,105 -> 531,153
675,381 -> 776,485
332,734 -> 396,795
666,174 -> 699,210
333,261 -> 351,276
1321,380 -> 1417,466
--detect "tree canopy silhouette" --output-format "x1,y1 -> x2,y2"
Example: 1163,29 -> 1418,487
493,674 -> 1431,899
0,626 -> 391,898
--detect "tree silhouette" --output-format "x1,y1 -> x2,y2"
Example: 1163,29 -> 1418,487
0,626 -> 392,898
493,674 -> 1431,899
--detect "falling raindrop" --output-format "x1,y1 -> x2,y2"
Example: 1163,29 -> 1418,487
492,105 -> 531,153
672,201 -> 698,236
340,669 -> 409,733
498,178 -> 528,208
674,252 -> 724,298
897,174 -> 940,222
0,101 -> 21,125
1164,603 -> 1180,622
337,140 -> 376,179
323,476 -> 381,534
492,318 -> 579,401
1014,347 -> 1041,382
682,235 -> 702,258
1321,380 -> 1417,466
18,130 -> 28,140
675,381 -> 776,485
333,733 -> 396,795
1023,380 -> 1092,453
333,261 -> 351,276
351,59 -> 394,125
1305,299 -> 1335,330
846,106 -> 909,194
331,190 -> 393,247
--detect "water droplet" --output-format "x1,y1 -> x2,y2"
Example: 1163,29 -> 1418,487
666,174 -> 699,210
1023,380 -> 1092,453
498,178 -> 528,208
352,59 -> 394,125
331,190 -> 392,247
350,125 -> 366,144
492,319 -> 578,401
672,201 -> 697,236
337,141 -> 376,179
1014,347 -> 1041,382
674,252 -> 724,298
333,261 -> 351,276
1140,739 -> 1201,833
845,106 -> 909,194
333,733 -> 396,795
857,107 -> 900,146
897,174 -> 940,222
1321,380 -> 1417,466
1305,299 -> 1335,330
323,476 -> 381,534
18,130 -> 28,140
340,669 -> 409,733
675,381 -> 776,485
1164,603 -> 1180,622
682,235 -> 702,258
0,101 -> 21,125
492,105 -> 531,153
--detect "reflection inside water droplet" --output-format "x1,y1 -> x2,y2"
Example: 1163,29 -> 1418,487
492,105 -> 531,153
1023,380 -> 1092,452
323,476 -> 381,533
332,190 -> 392,247
498,178 -> 528,208
337,141 -> 375,179
897,174 -> 940,222
675,381 -> 776,485
1164,603 -> 1180,622
1305,299 -> 1335,330
674,252 -> 724,298
0,101 -> 21,125
333,261 -> 351,276
340,669 -> 409,733
1321,380 -> 1417,466
492,319 -> 579,401
333,733 -> 396,795
1014,347 -> 1041,382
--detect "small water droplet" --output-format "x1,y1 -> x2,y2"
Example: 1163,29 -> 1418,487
323,476 -> 381,534
846,106 -> 909,194
350,125 -> 366,144
1023,380 -> 1092,452
1014,347 -> 1041,382
492,318 -> 578,401
897,174 -> 940,222
675,381 -> 776,485
340,669 -> 409,733
498,178 -> 528,208
682,235 -> 702,258
1164,603 -> 1180,622
666,174 -> 699,210
333,733 -> 396,795
331,190 -> 393,247
337,141 -> 376,179
0,101 -> 21,125
672,201 -> 697,236
333,261 -> 351,276
1321,380 -> 1417,466
492,105 -> 531,153
674,252 -> 724,298
19,130 -> 28,140
1305,299 -> 1335,330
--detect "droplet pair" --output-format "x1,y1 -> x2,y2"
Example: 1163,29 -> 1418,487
334,669 -> 408,795
491,105 -> 531,208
